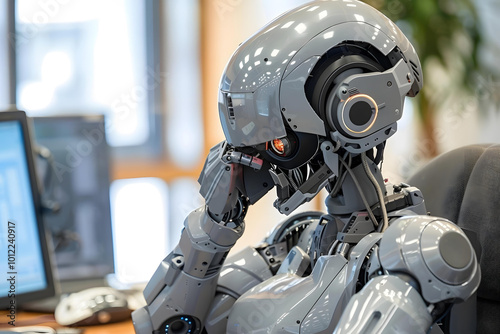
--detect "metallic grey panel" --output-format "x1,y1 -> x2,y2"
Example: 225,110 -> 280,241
344,233 -> 382,289
218,78 -> 286,146
147,270 -> 219,329
282,21 -> 397,78
280,56 -> 326,136
143,260 -> 175,305
221,1 -> 410,93
379,216 -> 480,304
277,246 -> 311,276
198,141 -> 240,215
301,234 -> 382,333
205,294 -> 237,334
300,282 -> 350,334
330,123 -> 397,154
333,275 -> 432,333
321,141 -> 340,176
132,307 -> 154,334
218,246 -> 273,297
420,222 -> 474,285
184,206 -> 244,249
331,59 -> 412,138
226,255 -> 348,334
296,218 -> 321,254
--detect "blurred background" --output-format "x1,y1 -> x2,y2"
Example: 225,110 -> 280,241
0,0 -> 499,286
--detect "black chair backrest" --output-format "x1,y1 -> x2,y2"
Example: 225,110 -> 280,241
408,144 -> 500,334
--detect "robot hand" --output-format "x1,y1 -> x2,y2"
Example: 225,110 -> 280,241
198,141 -> 274,224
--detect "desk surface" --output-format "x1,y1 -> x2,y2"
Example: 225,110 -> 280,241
0,311 -> 135,333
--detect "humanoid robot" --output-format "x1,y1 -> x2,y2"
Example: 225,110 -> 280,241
132,1 -> 480,333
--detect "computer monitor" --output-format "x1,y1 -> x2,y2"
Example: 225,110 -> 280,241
0,110 -> 56,309
31,114 -> 114,286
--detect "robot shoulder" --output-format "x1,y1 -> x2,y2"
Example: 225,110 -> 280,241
378,215 -> 480,303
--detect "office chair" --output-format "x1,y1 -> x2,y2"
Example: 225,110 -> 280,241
408,144 -> 500,334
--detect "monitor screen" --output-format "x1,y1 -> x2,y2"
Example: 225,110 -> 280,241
0,110 -> 55,309
31,115 -> 114,282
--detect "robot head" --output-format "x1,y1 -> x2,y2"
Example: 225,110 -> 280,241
218,0 -> 422,171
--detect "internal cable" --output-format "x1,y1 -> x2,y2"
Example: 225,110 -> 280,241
361,152 -> 389,232
338,155 -> 379,228
330,153 -> 351,197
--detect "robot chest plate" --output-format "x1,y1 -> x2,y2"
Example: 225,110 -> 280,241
226,255 -> 349,334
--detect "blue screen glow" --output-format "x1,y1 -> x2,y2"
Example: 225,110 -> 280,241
0,121 -> 47,296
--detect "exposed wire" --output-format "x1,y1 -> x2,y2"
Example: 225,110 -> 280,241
330,153 -> 351,197
361,152 -> 388,232
292,168 -> 303,185
286,168 -> 300,190
338,155 -> 379,228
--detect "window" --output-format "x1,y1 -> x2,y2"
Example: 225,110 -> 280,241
110,177 -> 169,285
13,0 -> 205,283
0,1 -> 13,110
15,0 -> 162,157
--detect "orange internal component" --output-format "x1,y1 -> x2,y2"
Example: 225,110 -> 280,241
272,139 -> 285,154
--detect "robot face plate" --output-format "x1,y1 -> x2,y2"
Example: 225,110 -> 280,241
218,78 -> 286,147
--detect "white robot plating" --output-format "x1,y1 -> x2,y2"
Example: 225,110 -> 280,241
132,1 -> 480,333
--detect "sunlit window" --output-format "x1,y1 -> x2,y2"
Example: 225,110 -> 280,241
163,0 -> 203,168
167,178 -> 204,250
15,0 -> 150,147
0,2 -> 10,110
13,0 -> 205,286
110,177 -> 169,285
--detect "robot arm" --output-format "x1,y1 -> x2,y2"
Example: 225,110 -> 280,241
132,141 -> 274,334
334,215 -> 481,333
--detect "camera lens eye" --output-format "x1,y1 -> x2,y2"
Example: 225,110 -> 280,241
350,101 -> 373,126
270,138 -> 291,156
272,139 -> 285,154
